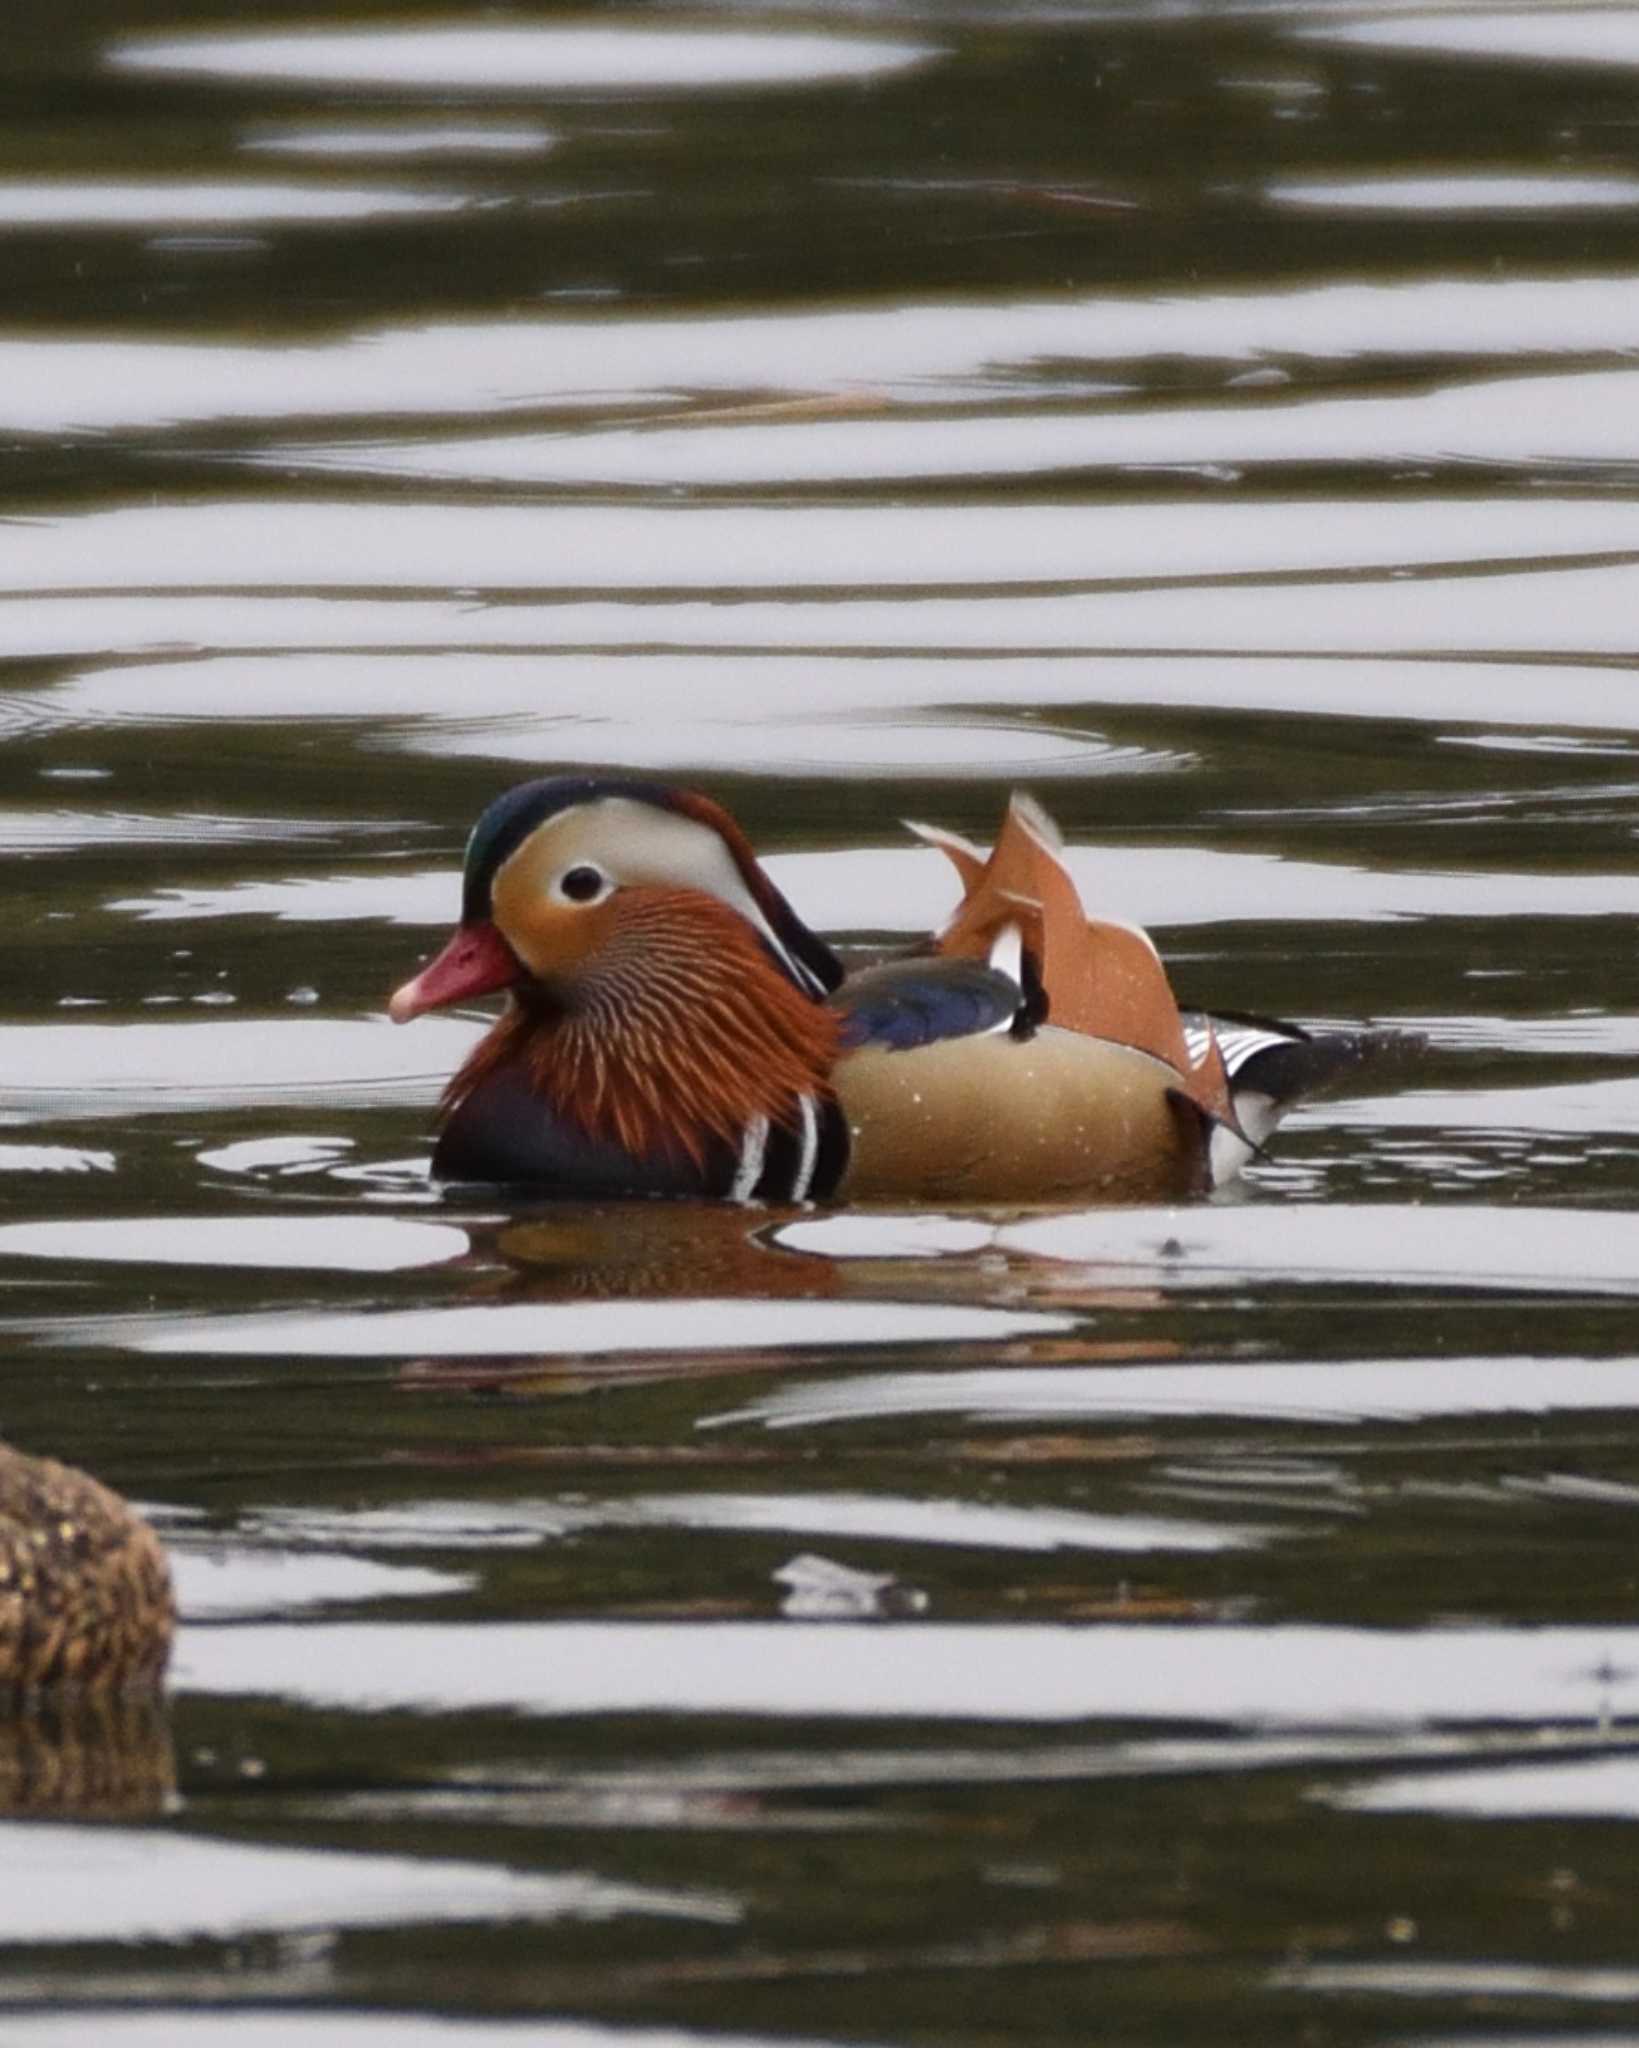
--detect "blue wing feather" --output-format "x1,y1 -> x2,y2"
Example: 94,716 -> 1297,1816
834,959 -> 1022,1052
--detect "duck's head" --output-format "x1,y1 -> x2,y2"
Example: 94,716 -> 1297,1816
389,776 -> 844,1025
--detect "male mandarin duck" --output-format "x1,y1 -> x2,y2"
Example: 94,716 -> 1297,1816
390,776 -> 1381,1203
0,1444 -> 174,1696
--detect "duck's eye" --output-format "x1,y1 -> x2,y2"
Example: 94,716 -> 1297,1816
557,863 -> 608,904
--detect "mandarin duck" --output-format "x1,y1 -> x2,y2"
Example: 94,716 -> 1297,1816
0,1443 -> 174,1696
390,776 -> 1382,1203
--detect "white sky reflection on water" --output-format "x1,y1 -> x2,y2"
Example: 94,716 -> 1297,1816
0,181 -> 469,227
119,1298 -> 1070,1359
1333,1077 -> 1639,1136
1326,1754 -> 1639,1818
1404,1012 -> 1639,1058
0,1143 -> 115,1174
1272,1960 -> 1639,2002
716,1357 -> 1639,1435
0,1215 -> 467,1272
109,845 -> 1639,936
0,808 -> 345,851
553,1489 -> 1252,1555
112,25 -> 939,92
31,642 -> 1639,754
1303,10 -> 1639,67
17,497 -> 1639,593
1265,172 -> 1639,214
178,1619 -> 1639,1725
775,1206 -> 1639,1302
0,1829 -> 735,1944
429,719 -> 1123,777
275,365 -> 1639,485
19,569 -> 1639,666
171,1546 -> 473,1619
0,1018 -> 476,1117
10,272 -> 1639,434
244,123 -> 557,159
233,1489 -> 1250,1556
0,2021 -> 828,2048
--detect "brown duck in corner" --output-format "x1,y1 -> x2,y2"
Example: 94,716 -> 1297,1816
0,1445 -> 173,1695
390,776 -> 1397,1203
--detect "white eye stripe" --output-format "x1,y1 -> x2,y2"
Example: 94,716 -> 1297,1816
502,796 -> 832,993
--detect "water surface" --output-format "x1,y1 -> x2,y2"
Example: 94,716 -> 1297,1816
3,3 -> 1639,2043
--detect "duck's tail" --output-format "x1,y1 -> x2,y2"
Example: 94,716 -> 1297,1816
1183,1011 -> 1425,1182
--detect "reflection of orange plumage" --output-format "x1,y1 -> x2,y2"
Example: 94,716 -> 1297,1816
913,795 -> 1237,1131
391,1205 -> 1182,1402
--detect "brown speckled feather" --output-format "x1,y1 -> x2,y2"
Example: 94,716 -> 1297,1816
0,1447 -> 174,1697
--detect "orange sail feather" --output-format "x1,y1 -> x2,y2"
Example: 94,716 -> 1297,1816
910,796 -> 1238,1130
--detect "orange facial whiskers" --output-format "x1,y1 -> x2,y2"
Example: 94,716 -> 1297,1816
442,888 -> 841,1168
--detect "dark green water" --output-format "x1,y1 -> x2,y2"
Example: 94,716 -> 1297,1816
3,3 -> 1639,2042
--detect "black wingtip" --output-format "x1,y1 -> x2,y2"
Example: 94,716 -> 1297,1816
1244,1025 -> 1425,1107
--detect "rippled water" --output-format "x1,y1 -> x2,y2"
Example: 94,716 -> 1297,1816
4,2 -> 1639,2041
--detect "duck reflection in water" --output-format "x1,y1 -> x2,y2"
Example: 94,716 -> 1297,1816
395,1198 -> 1183,1402
391,777 -> 1397,1205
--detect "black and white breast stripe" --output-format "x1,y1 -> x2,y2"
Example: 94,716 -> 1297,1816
727,1094 -> 849,1205
778,944 -> 837,1001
